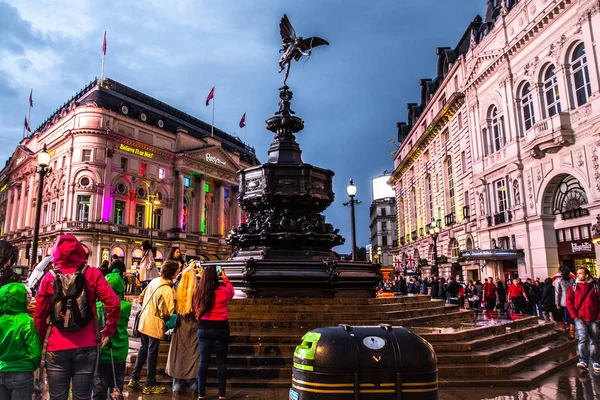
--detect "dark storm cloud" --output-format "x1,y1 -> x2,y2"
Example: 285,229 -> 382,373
1,0 -> 487,253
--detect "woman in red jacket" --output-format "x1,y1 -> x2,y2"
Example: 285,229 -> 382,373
34,235 -> 120,400
192,266 -> 235,400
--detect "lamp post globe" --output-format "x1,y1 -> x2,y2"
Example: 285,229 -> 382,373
38,144 -> 51,167
346,179 -> 357,197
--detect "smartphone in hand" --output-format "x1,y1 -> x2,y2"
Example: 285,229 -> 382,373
216,265 -> 222,278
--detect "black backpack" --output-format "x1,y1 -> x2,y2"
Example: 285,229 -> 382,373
50,265 -> 93,332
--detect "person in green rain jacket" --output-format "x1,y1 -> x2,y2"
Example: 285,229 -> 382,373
93,272 -> 131,400
0,282 -> 41,400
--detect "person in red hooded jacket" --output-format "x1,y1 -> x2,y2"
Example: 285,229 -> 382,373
34,235 -> 120,400
567,267 -> 600,374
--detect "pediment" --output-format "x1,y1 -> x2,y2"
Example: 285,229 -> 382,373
5,145 -> 35,173
186,146 -> 240,173
465,50 -> 504,85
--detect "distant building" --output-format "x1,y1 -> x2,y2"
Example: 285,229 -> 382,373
0,78 -> 259,268
390,0 -> 600,281
369,173 -> 397,268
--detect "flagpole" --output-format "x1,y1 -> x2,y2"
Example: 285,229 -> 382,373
101,54 -> 105,83
211,92 -> 215,137
27,90 -> 32,127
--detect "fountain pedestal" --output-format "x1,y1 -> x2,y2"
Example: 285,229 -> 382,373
202,86 -> 380,297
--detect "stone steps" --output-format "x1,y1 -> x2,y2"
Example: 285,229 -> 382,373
125,296 -> 576,389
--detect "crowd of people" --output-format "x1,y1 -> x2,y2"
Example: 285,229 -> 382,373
0,236 -> 234,400
382,264 -> 600,374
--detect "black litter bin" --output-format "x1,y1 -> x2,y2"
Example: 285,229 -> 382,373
290,324 -> 437,400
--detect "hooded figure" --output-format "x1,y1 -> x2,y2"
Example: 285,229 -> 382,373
93,272 -> 131,400
0,240 -> 19,289
0,282 -> 41,399
34,234 -> 120,400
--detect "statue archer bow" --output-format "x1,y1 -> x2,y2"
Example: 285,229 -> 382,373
278,14 -> 329,86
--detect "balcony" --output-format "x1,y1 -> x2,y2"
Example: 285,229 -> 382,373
494,212 -> 506,225
445,212 -> 456,227
411,230 -> 418,241
463,205 -> 470,219
525,112 -> 574,159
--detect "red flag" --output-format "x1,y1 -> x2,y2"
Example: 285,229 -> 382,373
102,31 -> 107,55
205,86 -> 214,106
29,89 -> 33,107
239,112 -> 246,128
24,116 -> 30,132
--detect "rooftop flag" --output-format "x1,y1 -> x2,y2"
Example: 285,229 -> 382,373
102,31 -> 107,55
24,116 -> 30,132
239,112 -> 246,128
206,86 -> 215,106
29,89 -> 33,107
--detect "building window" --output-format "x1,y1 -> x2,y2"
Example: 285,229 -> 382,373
59,199 -> 64,221
495,179 -> 508,213
61,156 -> 66,168
158,168 -> 165,179
491,107 -> 503,152
552,175 -> 588,214
411,188 -> 417,223
461,151 -> 467,173
381,221 -> 387,231
82,149 -> 92,162
381,208 -> 386,216
382,236 -> 388,246
114,201 -> 125,225
50,202 -> 56,224
543,64 -> 561,117
446,157 -> 455,213
457,112 -> 463,130
140,162 -> 147,175
426,175 -> 433,220
120,157 -> 128,170
582,225 -> 590,239
521,83 -> 536,132
135,205 -> 144,228
77,196 -> 91,221
481,128 -> 489,156
182,197 -> 188,232
154,208 -> 162,230
571,43 -> 592,107
184,177 -> 192,188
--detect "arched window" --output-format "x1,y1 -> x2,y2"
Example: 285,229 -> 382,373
543,64 -> 561,117
450,239 -> 460,258
571,43 -> 592,107
491,107 -> 504,152
552,175 -> 588,214
520,83 -> 535,131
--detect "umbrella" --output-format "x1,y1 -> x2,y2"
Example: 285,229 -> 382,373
27,256 -> 52,293
551,272 -> 576,282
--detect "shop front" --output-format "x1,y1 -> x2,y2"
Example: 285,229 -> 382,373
557,238 -> 597,277
462,249 -> 524,283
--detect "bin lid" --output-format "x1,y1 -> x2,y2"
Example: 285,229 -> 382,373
294,325 -> 436,373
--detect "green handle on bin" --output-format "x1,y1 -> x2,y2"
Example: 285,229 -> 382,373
294,331 -> 322,361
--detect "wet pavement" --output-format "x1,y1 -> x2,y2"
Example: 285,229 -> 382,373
110,364 -> 595,400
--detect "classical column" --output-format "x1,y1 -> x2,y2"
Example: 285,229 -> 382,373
16,181 -> 27,230
64,148 -> 74,220
231,186 -> 240,229
10,187 -> 19,232
198,176 -> 206,234
24,174 -> 34,228
4,187 -> 13,234
217,184 -> 225,237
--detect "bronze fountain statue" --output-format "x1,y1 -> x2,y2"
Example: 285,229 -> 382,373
203,15 -> 380,298
278,14 -> 329,86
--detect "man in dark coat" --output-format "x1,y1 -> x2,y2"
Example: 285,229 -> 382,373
109,255 -> 126,277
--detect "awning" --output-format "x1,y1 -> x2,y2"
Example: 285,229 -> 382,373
461,249 -> 524,261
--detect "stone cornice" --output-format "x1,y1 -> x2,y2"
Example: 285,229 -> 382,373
390,92 -> 465,185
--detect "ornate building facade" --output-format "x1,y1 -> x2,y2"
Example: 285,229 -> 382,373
391,0 -> 600,280
0,78 -> 259,268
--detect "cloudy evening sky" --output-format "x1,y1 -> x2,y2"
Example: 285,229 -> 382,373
1,0 -> 486,253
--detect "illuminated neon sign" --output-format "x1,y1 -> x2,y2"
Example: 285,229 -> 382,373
206,153 -> 226,166
0,184 -> 7,193
119,143 -> 154,159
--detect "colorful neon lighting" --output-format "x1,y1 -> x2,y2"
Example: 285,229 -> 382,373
132,248 -> 143,258
111,246 -> 125,257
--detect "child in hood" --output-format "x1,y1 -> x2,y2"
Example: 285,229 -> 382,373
0,282 -> 41,400
93,272 -> 131,400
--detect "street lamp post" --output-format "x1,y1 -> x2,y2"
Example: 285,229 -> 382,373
147,194 -> 160,247
30,144 -> 51,270
428,219 -> 440,277
343,178 -> 362,261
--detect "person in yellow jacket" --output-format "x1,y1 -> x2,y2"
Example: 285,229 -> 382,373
128,260 -> 179,395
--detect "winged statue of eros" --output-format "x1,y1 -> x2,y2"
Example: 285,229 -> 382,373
278,14 -> 329,85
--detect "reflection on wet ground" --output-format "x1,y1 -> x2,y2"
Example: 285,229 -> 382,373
116,364 -> 594,399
